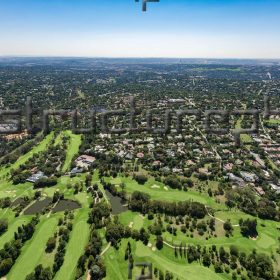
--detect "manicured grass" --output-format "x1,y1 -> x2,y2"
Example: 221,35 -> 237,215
43,174 -> 91,208
8,216 -> 59,280
54,132 -> 63,146
62,130 -> 81,172
54,209 -> 90,280
119,211 -> 144,231
103,238 -> 230,280
119,208 -> 280,263
162,210 -> 280,255
106,176 -> 225,210
0,213 -> 32,249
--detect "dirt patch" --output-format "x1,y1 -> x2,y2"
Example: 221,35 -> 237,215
250,236 -> 258,241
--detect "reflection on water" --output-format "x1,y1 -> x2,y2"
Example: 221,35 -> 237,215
105,190 -> 127,214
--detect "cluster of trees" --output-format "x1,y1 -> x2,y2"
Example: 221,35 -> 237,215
0,219 -> 8,236
46,235 -> 56,253
85,173 -> 92,188
101,181 -> 126,201
24,212 -> 74,280
239,219 -> 258,238
92,152 -> 124,178
164,175 -> 193,190
75,201 -> 108,279
129,191 -> 207,219
226,187 -> 280,222
149,214 -> 215,238
53,214 -> 73,273
153,267 -> 174,280
11,170 -> 32,184
82,230 -> 106,280
26,265 -> 53,280
52,191 -> 64,203
133,173 -> 148,185
88,202 -> 111,228
0,197 -> 11,208
105,221 -> 150,247
0,216 -> 39,277
34,177 -> 58,189
174,243 -> 276,280
223,220 -> 233,237
0,134 -> 39,165
124,242 -> 135,278
11,137 -> 68,185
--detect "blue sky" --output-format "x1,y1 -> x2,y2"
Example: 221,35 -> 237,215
0,0 -> 280,58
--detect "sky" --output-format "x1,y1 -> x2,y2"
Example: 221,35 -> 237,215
0,0 -> 280,58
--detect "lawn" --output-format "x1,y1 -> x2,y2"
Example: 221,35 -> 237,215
162,209 -> 280,255
54,209 -> 90,280
62,130 -> 81,172
7,215 -> 59,280
103,238 -> 230,280
106,176 -> 225,210
0,213 -> 32,249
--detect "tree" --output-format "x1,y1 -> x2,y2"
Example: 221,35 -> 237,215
239,219 -> 258,238
156,235 -> 163,250
0,219 -> 8,235
134,173 -> 148,185
0,258 -> 13,277
209,218 -> 215,231
229,245 -> 239,257
223,220 -> 233,236
202,253 -> 211,267
46,237 -> 56,253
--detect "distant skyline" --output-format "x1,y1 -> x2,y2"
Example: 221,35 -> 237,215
1,0 -> 280,59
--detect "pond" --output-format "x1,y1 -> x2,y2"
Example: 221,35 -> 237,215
105,190 -> 127,215
53,199 -> 81,213
24,198 -> 52,215
11,198 -> 24,207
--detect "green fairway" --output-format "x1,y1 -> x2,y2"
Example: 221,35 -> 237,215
0,214 -> 32,249
107,176 -> 225,210
119,211 -> 144,231
103,238 -> 230,280
62,130 -> 81,172
54,209 -> 90,280
8,216 -> 59,280
161,210 -> 280,255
